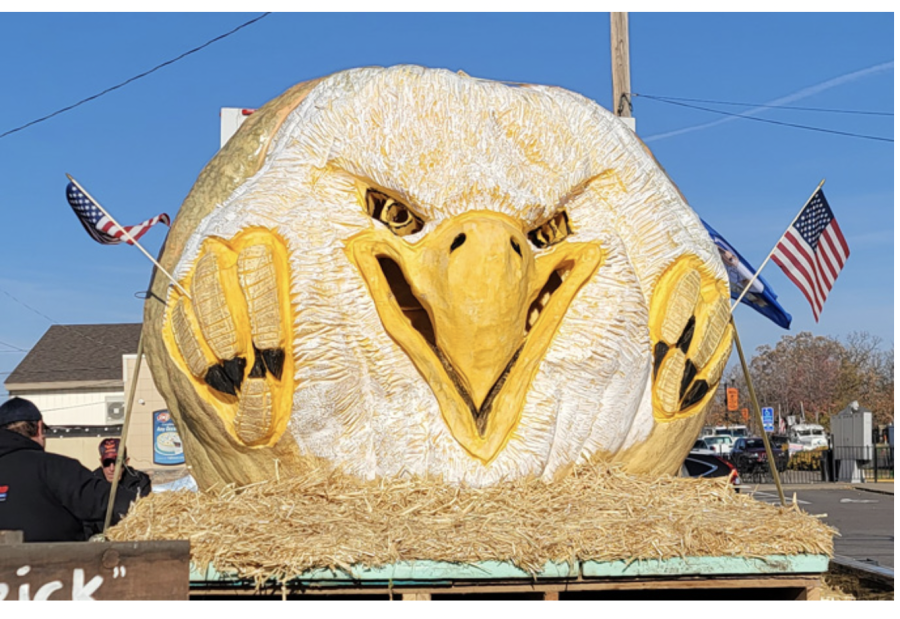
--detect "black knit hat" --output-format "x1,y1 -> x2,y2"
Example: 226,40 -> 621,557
0,397 -> 44,426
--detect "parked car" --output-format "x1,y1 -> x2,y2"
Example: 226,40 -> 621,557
731,437 -> 789,473
682,453 -> 741,488
690,439 -> 717,455
701,435 -> 734,456
715,425 -> 748,439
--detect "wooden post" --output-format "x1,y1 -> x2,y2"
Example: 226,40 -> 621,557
102,333 -> 144,535
610,12 -> 633,123
731,317 -> 787,507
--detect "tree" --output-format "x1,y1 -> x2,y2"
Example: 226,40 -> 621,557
836,333 -> 894,426
705,330 -> 893,430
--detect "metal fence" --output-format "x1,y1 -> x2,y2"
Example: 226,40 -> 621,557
727,445 -> 894,485
832,445 -> 894,483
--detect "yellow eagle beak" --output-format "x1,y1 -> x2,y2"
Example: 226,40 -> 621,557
347,211 -> 603,463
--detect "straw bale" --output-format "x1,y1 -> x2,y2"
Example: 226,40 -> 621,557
108,462 -> 834,586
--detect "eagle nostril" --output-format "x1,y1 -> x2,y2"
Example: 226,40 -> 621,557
510,238 -> 522,257
450,233 -> 466,253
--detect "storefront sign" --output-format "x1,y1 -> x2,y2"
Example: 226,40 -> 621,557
152,410 -> 184,465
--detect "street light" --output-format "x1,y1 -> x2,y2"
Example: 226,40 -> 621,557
725,378 -> 734,426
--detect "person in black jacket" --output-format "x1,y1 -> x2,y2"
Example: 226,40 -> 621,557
0,397 -> 137,542
92,438 -> 152,496
82,438 -> 152,538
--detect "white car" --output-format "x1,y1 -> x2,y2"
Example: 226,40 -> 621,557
702,435 -> 734,456
690,439 -> 718,455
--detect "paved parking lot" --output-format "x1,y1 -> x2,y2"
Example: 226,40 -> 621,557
742,483 -> 894,569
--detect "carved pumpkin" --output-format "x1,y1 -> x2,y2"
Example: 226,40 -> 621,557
143,66 -> 733,489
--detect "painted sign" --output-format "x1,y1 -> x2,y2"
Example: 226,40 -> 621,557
0,540 -> 189,600
726,388 -> 739,412
761,406 -> 775,433
152,410 -> 184,466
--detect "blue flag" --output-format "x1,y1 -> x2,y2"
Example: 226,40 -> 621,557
702,220 -> 792,330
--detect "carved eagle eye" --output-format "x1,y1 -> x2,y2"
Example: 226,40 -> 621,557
366,189 -> 424,237
528,210 -> 571,249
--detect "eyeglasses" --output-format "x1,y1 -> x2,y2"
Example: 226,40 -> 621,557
102,459 -> 118,468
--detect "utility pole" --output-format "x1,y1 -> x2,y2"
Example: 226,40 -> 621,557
610,12 -> 635,132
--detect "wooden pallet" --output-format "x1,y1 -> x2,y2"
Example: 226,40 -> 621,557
0,531 -> 827,600
190,555 -> 828,600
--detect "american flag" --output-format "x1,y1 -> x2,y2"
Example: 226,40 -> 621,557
771,188 -> 849,321
66,182 -> 170,245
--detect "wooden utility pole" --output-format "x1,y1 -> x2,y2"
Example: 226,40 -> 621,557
610,12 -> 634,130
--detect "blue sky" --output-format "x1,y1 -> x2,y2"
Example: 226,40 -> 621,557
0,12 -> 893,398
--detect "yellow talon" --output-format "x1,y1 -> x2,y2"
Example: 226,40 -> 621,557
660,269 -> 700,344
650,256 -> 733,422
656,349 -> 686,414
192,251 -> 240,361
162,228 -> 294,448
171,298 -> 210,379
238,244 -> 284,351
235,378 -> 273,445
692,296 -> 730,368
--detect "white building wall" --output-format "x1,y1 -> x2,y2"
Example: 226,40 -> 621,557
14,388 -> 124,426
220,107 -> 253,148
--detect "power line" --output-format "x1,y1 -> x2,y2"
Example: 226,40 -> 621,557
0,285 -> 135,358
0,12 -> 271,141
635,94 -> 893,143
632,93 -> 892,116
1,287 -> 59,326
0,338 -> 29,352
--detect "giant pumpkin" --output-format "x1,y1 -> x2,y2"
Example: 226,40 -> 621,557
143,66 -> 732,489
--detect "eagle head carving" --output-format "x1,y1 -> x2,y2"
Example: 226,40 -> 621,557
143,66 -> 733,489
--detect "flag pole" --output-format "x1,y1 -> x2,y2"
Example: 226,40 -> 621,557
731,316 -> 787,507
730,179 -> 826,311
100,333 -> 144,538
66,174 -> 190,299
